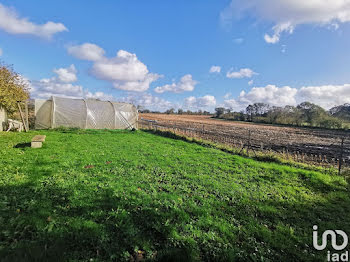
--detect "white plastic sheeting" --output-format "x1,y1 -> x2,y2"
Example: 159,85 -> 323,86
0,106 -> 7,131
35,96 -> 138,130
35,99 -> 52,129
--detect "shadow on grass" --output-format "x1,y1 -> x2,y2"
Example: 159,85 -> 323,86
50,127 -> 137,135
1,174 -> 348,262
0,182 -> 195,262
13,142 -> 31,148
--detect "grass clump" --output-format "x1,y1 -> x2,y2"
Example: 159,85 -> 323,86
0,129 -> 349,261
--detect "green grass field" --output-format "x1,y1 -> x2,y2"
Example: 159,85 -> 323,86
0,129 -> 349,261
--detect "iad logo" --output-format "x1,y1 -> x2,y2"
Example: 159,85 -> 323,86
313,225 -> 349,261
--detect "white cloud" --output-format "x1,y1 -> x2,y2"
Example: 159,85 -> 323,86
196,95 -> 216,107
223,85 -> 298,110
29,64 -> 113,100
248,80 -> 254,86
0,3 -> 67,38
222,0 -> 350,43
120,93 -> 173,111
184,96 -> 197,107
298,84 -> 350,109
226,68 -> 257,79
92,50 -> 162,92
91,50 -> 148,82
0,48 -> 2,56
184,95 -> 216,110
264,22 -> 294,44
31,81 -> 83,99
224,92 -> 231,99
209,65 -> 221,73
233,38 -> 244,44
154,74 -> 198,93
53,64 -> 77,83
67,43 -> 105,61
222,83 -> 350,111
223,99 -> 241,111
112,73 -> 160,92
85,91 -> 114,101
68,43 -> 160,92
238,85 -> 298,106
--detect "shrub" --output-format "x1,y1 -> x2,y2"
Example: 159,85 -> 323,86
0,63 -> 29,114
318,116 -> 343,129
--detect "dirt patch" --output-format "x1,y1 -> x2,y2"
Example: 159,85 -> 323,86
140,113 -> 350,167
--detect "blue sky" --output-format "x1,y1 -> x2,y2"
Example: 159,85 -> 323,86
1,0 -> 350,111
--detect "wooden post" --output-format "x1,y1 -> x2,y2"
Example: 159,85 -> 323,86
25,100 -> 29,130
247,130 -> 251,155
338,137 -> 344,175
17,102 -> 28,132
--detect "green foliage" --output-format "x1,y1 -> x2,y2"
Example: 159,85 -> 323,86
318,116 -> 343,129
0,63 -> 29,114
0,130 -> 349,261
214,107 -> 226,118
165,108 -> 175,114
330,103 -> 350,121
217,101 -> 346,129
266,106 -> 304,126
247,103 -> 270,121
217,111 -> 246,121
297,102 -> 327,126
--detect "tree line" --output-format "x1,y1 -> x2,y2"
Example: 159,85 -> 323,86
215,102 -> 350,129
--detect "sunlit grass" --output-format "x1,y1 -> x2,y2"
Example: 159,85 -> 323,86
0,129 -> 349,261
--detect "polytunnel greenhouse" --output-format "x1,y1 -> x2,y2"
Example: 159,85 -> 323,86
35,96 -> 138,130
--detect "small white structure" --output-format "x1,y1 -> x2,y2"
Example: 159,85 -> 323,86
6,119 -> 24,132
35,96 -> 138,130
31,135 -> 46,148
0,106 -> 7,131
